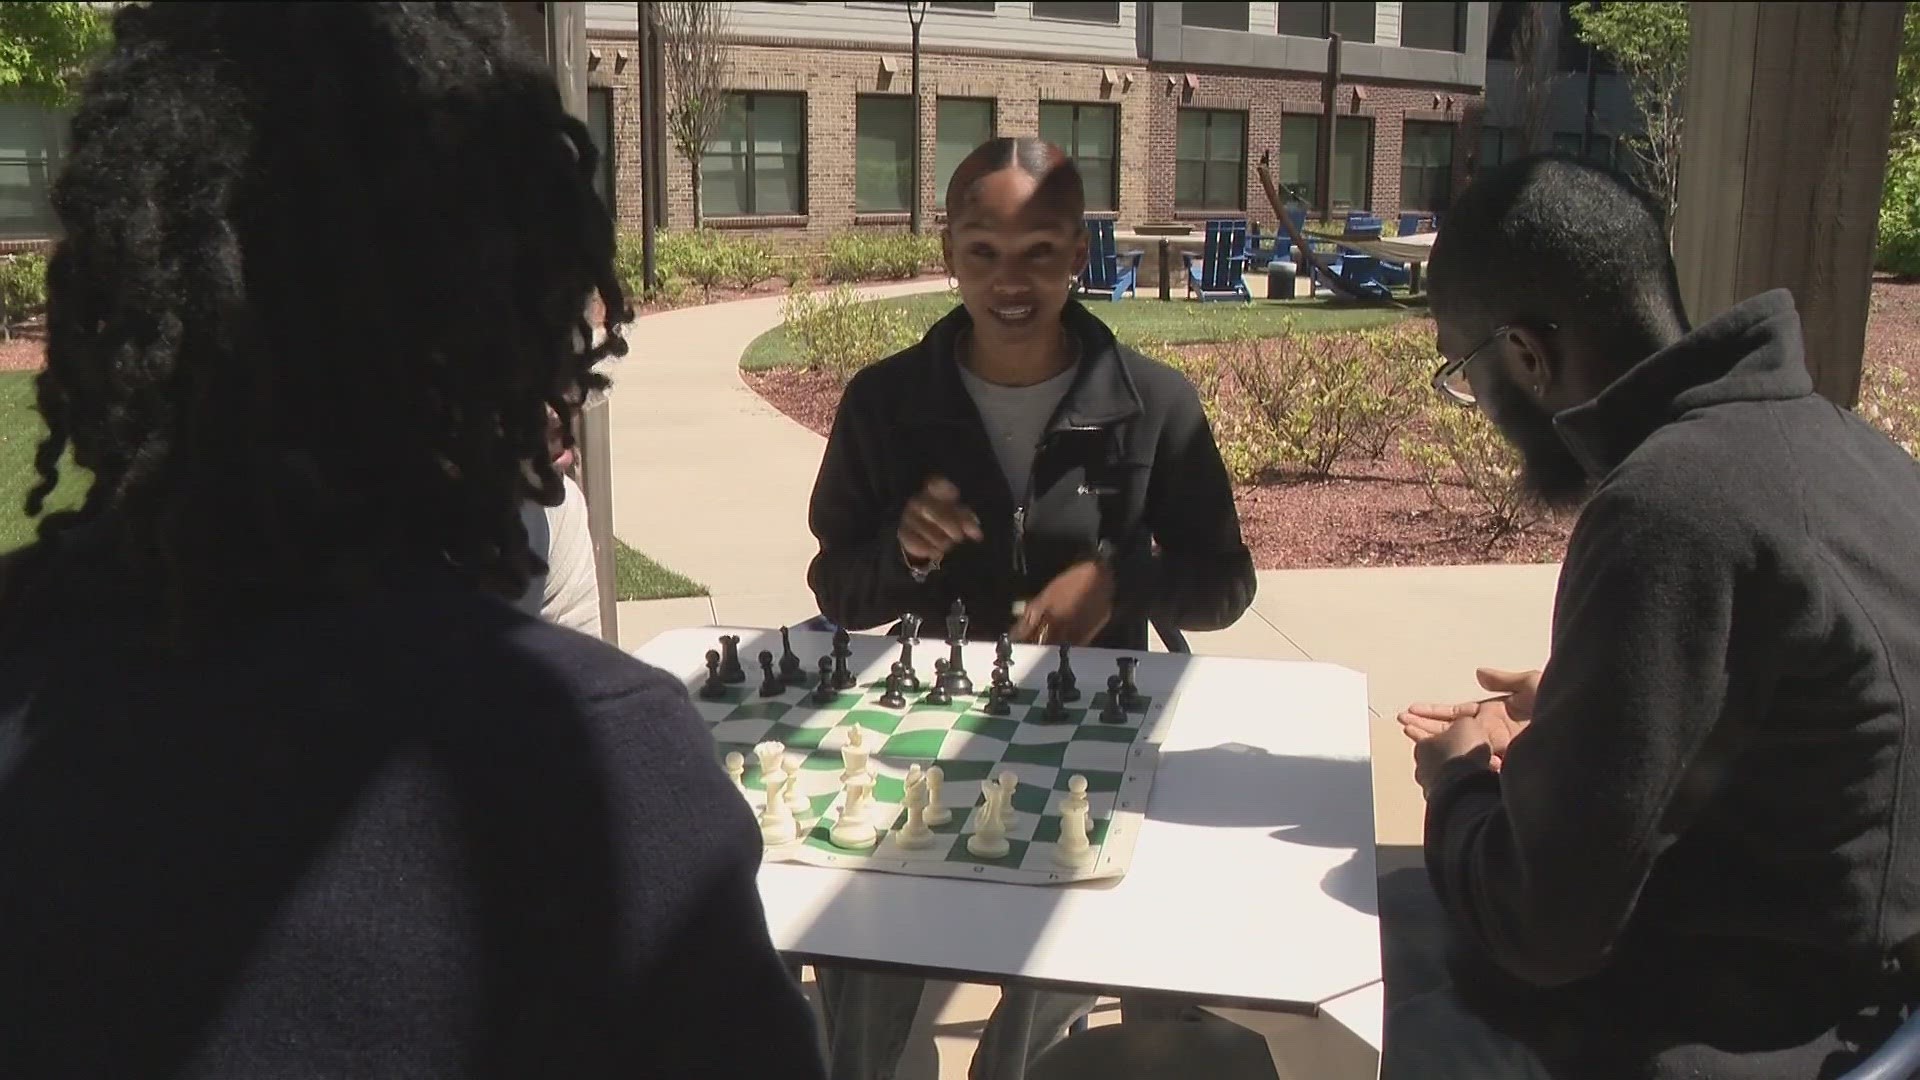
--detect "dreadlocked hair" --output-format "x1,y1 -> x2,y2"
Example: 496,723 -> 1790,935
7,2 -> 631,636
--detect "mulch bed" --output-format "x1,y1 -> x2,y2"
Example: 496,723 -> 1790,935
1868,273 -> 1920,381
0,321 -> 45,373
742,365 -> 1576,570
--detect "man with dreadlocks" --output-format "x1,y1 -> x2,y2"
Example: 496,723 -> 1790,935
0,5 -> 824,1077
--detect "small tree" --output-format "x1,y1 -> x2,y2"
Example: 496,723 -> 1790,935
1572,1 -> 1689,238
1876,4 -> 1919,276
0,0 -> 111,105
1510,2 -> 1559,154
650,2 -> 732,228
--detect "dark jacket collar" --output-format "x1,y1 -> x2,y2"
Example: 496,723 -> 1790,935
905,299 -> 1144,430
1553,289 -> 1815,479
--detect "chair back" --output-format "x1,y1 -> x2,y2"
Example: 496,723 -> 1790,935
1343,213 -> 1384,240
1397,212 -> 1426,235
1196,219 -> 1248,292
1082,218 -> 1121,290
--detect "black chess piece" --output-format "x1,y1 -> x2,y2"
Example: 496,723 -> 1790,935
809,656 -> 838,705
1099,674 -> 1128,723
758,650 -> 784,697
944,639 -> 973,696
699,649 -> 728,700
778,626 -> 807,685
896,616 -> 922,692
982,668 -> 1013,716
879,663 -> 908,708
1056,644 -> 1080,702
1041,671 -> 1071,722
949,598 -> 970,641
925,660 -> 953,706
995,632 -> 1014,669
831,627 -> 856,690
718,634 -> 746,683
1116,656 -> 1143,710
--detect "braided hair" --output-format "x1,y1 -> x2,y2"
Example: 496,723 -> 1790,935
9,2 -> 629,632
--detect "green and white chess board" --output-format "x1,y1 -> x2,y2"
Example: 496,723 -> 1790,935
686,641 -> 1178,885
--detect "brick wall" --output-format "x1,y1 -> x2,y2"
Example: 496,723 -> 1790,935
589,33 -> 1483,241
1145,64 -> 1483,224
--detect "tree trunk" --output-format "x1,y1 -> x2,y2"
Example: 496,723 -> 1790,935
690,158 -> 704,228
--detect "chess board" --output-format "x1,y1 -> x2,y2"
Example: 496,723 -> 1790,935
684,636 -> 1180,886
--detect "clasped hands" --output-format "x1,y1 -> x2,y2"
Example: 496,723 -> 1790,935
1400,667 -> 1540,794
898,476 -> 1114,646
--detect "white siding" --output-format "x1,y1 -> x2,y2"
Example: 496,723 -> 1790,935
589,2 -> 1140,60
1376,1 -> 1401,46
1250,2 -> 1279,34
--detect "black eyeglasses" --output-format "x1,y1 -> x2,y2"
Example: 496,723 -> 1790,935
1430,321 -> 1557,406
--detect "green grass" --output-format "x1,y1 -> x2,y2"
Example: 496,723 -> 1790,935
738,291 -> 1423,371
613,539 -> 707,601
0,371 -> 88,555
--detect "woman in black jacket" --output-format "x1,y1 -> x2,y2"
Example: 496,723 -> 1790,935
804,137 -> 1256,1079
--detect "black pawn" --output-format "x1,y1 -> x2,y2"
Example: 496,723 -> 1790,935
879,664 -> 908,708
1116,656 -> 1143,710
778,626 -> 807,685
831,627 -> 856,690
757,650 -> 784,697
1056,645 -> 1080,703
719,635 -> 746,683
1042,671 -> 1071,722
925,660 -> 952,706
982,669 -> 1013,716
699,649 -> 727,700
1100,674 -> 1128,723
810,656 -> 838,705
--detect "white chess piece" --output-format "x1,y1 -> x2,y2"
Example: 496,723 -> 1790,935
922,765 -> 952,826
1053,793 -> 1094,868
830,775 -> 879,850
994,771 -> 1020,829
895,778 -> 936,849
754,740 -> 786,781
724,751 -> 746,795
1064,774 -> 1090,814
967,777 -> 1011,858
782,754 -> 810,816
903,762 -> 924,796
840,725 -> 871,782
759,769 -> 796,845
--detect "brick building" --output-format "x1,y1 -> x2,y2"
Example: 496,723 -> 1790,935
582,1 -> 1503,241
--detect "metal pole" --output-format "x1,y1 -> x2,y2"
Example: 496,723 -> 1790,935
908,2 -> 928,234
637,3 -> 659,292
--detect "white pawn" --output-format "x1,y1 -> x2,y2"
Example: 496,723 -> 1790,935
994,771 -> 1020,828
724,751 -> 746,795
1064,774 -> 1090,814
782,753 -> 811,816
967,777 -> 1011,858
896,778 -> 936,849
830,775 -> 879,850
922,765 -> 952,826
1054,777 -> 1094,868
759,771 -> 796,845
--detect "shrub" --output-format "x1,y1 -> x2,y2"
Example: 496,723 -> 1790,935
0,253 -> 49,330
1402,403 -> 1543,541
1212,326 -> 1426,479
1877,144 -> 1920,277
780,284 -> 923,385
824,232 -> 941,283
1858,360 -> 1920,458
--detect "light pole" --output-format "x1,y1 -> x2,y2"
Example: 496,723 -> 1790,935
907,1 -> 929,234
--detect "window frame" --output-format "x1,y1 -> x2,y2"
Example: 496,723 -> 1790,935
1331,115 -> 1374,212
935,96 -> 997,210
1175,107 -> 1249,213
855,93 -> 916,214
1400,1 -> 1467,53
586,86 -> 616,217
1030,1 -> 1121,23
1038,100 -> 1121,213
1399,119 -> 1455,212
702,90 -> 809,218
1182,2 -> 1251,31
0,103 -> 67,241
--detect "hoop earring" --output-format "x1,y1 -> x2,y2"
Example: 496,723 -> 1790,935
947,275 -> 957,290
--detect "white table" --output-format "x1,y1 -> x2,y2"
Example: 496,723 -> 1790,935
633,625 -> 1381,1021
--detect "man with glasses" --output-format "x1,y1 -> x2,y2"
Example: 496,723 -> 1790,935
1378,156 -> 1920,1077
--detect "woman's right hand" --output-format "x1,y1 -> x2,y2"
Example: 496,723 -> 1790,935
897,477 -> 984,565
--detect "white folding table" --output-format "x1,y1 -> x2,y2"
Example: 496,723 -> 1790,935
632,625 -> 1382,1045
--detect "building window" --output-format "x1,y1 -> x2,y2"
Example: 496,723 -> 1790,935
1400,120 -> 1454,211
1031,2 -> 1120,21
1175,108 -> 1246,211
1551,132 -> 1584,157
1401,1 -> 1466,52
1332,117 -> 1373,211
1278,3 -> 1374,42
1039,101 -> 1119,212
1277,114 -> 1320,207
936,98 -> 996,209
586,87 -> 615,215
1478,126 -> 1519,170
856,96 -> 915,213
0,103 -> 65,239
1183,2 -> 1249,31
930,1 -> 995,9
703,92 -> 806,217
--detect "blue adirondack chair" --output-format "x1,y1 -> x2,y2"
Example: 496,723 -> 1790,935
1181,219 -> 1250,302
1243,221 -> 1280,270
1333,253 -> 1394,300
1396,212 -> 1428,236
1079,218 -> 1142,300
1342,213 -> 1384,241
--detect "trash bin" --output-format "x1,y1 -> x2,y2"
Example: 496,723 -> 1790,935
1266,261 -> 1296,300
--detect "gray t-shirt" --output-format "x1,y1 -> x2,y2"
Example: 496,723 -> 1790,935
957,360 -> 1080,499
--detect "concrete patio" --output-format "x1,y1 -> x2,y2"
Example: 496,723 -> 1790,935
600,285 -> 1560,1079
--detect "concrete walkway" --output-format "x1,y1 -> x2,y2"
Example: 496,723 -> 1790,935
601,285 -> 1564,1080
